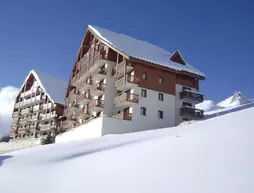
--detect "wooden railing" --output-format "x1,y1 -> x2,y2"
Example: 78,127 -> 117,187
90,83 -> 105,93
180,90 -> 204,102
115,93 -> 139,104
90,100 -> 104,109
113,112 -> 132,121
92,67 -> 107,77
114,60 -> 132,73
180,106 -> 204,118
115,74 -> 139,88
77,92 -> 91,101
75,107 -> 90,117
77,78 -> 92,89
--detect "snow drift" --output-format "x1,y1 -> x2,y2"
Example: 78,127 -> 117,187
196,100 -> 221,111
0,86 -> 18,140
0,106 -> 254,193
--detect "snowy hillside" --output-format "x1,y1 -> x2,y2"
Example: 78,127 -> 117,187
196,100 -> 222,111
1,107 -> 254,193
217,91 -> 251,107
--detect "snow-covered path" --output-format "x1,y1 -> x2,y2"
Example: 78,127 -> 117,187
0,107 -> 254,193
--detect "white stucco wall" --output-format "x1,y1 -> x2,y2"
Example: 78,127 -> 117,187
130,87 -> 176,131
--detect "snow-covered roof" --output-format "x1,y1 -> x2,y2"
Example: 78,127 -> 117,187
88,25 -> 205,77
20,70 -> 67,105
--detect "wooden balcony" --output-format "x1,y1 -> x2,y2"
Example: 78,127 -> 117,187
77,78 -> 93,93
115,74 -> 139,91
115,93 -> 139,108
75,107 -> 90,120
89,100 -> 104,112
113,60 -> 133,78
38,123 -> 56,131
180,90 -> 204,104
180,106 -> 204,119
90,83 -> 105,96
61,116 -> 77,128
20,108 -> 33,115
20,88 -> 41,99
89,52 -> 109,72
77,92 -> 92,105
13,111 -> 21,118
92,68 -> 107,81
15,95 -> 44,108
113,112 -> 132,121
68,101 -> 79,112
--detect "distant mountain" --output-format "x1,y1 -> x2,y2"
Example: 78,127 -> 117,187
217,91 -> 251,108
196,100 -> 222,112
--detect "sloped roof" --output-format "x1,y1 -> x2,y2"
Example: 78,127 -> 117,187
88,25 -> 205,78
20,70 -> 67,105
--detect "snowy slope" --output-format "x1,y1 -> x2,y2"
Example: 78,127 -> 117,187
1,107 -> 254,193
217,91 -> 251,108
196,100 -> 222,111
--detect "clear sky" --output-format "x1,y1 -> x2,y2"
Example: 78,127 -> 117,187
0,0 -> 253,102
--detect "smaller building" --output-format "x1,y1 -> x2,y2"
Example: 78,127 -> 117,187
10,70 -> 67,140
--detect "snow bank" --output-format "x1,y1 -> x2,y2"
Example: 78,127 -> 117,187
0,86 -> 19,140
0,106 -> 254,193
196,100 -> 222,111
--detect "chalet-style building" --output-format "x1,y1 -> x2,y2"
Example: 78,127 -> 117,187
10,70 -> 67,139
61,25 -> 205,134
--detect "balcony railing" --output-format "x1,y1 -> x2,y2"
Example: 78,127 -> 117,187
90,83 -> 105,95
115,74 -> 139,89
180,106 -> 204,118
113,112 -> 132,121
113,60 -> 133,78
115,93 -> 139,105
89,99 -> 104,110
13,111 -> 20,117
77,92 -> 92,105
92,67 -> 107,81
20,88 -> 40,98
20,108 -> 33,115
75,107 -> 90,119
15,95 -> 43,108
180,90 -> 204,102
77,78 -> 93,92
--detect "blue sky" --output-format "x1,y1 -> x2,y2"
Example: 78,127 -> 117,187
0,0 -> 253,102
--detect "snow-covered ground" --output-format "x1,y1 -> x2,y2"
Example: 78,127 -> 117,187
0,106 -> 254,193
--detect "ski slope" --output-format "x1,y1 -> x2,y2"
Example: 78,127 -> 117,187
0,107 -> 254,193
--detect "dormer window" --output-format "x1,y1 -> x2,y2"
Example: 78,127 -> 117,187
170,51 -> 186,65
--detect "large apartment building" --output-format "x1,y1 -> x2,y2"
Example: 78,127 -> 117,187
10,70 -> 67,139
61,25 -> 205,133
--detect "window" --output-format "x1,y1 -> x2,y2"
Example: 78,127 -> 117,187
183,102 -> 192,107
141,89 -> 147,98
140,107 -> 146,116
158,93 -> 164,101
159,77 -> 164,84
142,72 -> 147,80
158,110 -> 163,119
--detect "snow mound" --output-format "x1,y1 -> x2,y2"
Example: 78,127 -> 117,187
196,100 -> 222,111
1,107 -> 254,193
217,91 -> 251,108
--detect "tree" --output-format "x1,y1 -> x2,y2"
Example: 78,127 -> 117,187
41,134 -> 55,145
